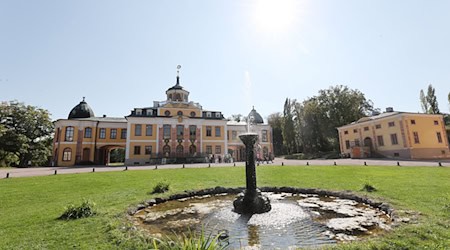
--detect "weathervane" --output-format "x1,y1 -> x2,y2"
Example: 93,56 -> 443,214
177,65 -> 181,77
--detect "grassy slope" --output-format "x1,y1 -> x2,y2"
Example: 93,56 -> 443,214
0,165 -> 449,249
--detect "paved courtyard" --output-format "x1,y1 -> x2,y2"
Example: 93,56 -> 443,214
1,158 -> 448,179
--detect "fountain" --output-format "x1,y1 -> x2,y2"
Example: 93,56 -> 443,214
130,111 -> 393,248
232,115 -> 271,214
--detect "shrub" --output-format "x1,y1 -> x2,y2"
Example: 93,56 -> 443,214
152,229 -> 228,250
59,199 -> 97,220
361,183 -> 377,192
151,181 -> 170,194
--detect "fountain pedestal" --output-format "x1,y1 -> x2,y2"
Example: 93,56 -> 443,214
233,133 -> 271,214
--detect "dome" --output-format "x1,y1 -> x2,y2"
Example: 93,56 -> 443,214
68,98 -> 95,119
248,107 -> 264,124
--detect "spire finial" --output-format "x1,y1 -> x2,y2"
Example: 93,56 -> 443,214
252,105 -> 255,110
82,96 -> 85,102
176,65 -> 181,86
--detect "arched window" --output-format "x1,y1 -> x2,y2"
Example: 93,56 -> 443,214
164,110 -> 171,116
177,111 -> 183,116
176,145 -> 184,156
65,127 -> 74,141
63,148 -> 72,161
168,94 -> 172,100
189,145 -> 197,155
175,93 -> 181,101
190,111 -> 196,117
163,145 -> 171,156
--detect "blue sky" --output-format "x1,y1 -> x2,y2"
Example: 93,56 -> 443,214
1,0 -> 449,121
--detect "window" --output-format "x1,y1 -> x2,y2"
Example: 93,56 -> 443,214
262,130 -> 268,142
394,152 -> 400,157
411,120 -> 416,125
145,146 -> 152,155
84,127 -> 92,138
163,124 -> 171,139
345,140 -> 350,149
215,126 -> 221,137
190,111 -> 196,117
177,111 -> 183,116
353,129 -> 358,133
177,125 -> 184,139
165,110 -> 171,116
176,145 -> 184,155
388,121 -> 395,127
189,145 -> 197,155
434,120 -> 439,125
121,129 -> 127,139
354,139 -> 360,146
163,145 -> 170,156
206,126 -> 212,137
110,129 -> 117,139
146,125 -> 153,136
62,148 -> 72,161
134,146 -> 141,155
215,145 -> 221,154
413,132 -> 420,144
437,132 -> 443,143
364,127 -> 369,131
206,145 -> 212,154
135,124 -> 142,136
65,127 -> 74,141
375,124 -> 381,129
390,133 -> 398,145
189,125 -> 196,138
232,131 -> 237,140
215,113 -> 221,118
377,135 -> 384,146
206,112 -> 211,118
344,130 -> 348,135
99,128 -> 106,139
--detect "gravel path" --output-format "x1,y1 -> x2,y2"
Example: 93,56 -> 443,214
1,158 -> 448,179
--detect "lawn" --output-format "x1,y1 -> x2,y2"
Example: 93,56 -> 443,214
0,165 -> 449,249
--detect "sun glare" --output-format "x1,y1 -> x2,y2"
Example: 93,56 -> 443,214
252,0 -> 298,32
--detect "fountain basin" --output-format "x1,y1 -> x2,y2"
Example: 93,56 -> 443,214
131,187 -> 393,249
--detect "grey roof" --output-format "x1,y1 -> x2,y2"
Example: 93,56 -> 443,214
248,107 -> 264,124
74,117 -> 127,122
68,98 -> 95,119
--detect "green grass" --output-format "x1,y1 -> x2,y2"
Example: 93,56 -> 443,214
0,165 -> 449,249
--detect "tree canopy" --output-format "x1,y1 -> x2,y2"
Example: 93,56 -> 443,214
420,84 -> 440,114
0,101 -> 54,167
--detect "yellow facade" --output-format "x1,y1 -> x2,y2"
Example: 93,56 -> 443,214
338,111 -> 450,159
52,69 -> 274,166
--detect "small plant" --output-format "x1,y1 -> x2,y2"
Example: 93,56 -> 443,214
151,229 -> 228,250
151,181 -> 170,194
59,199 -> 97,220
361,183 -> 377,192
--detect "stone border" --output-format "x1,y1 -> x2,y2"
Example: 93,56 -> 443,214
128,186 -> 395,219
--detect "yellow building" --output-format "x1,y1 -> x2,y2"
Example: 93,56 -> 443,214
337,108 -> 450,159
52,67 -> 273,166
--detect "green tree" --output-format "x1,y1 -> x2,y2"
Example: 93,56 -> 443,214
267,112 -> 284,156
282,98 -> 297,155
420,89 -> 429,113
0,101 -> 54,167
420,84 -> 440,114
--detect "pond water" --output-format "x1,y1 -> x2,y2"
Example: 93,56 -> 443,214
133,192 -> 391,249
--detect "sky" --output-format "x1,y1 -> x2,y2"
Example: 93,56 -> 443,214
1,0 -> 450,121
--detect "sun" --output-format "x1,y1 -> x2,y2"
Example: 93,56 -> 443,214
251,0 -> 298,32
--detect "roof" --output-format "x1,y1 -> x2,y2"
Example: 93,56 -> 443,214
248,107 -> 264,124
337,111 -> 444,129
68,98 -> 95,119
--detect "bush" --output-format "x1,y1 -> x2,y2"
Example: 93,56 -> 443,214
361,183 -> 377,192
59,199 -> 97,220
151,181 -> 170,194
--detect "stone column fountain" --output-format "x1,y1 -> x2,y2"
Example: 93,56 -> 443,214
233,117 -> 271,214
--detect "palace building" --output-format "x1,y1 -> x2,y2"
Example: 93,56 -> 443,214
337,107 -> 450,159
52,67 -> 273,167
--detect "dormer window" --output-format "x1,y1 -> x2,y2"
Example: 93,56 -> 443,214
206,112 -> 211,118
136,109 -> 142,116
215,113 -> 221,118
